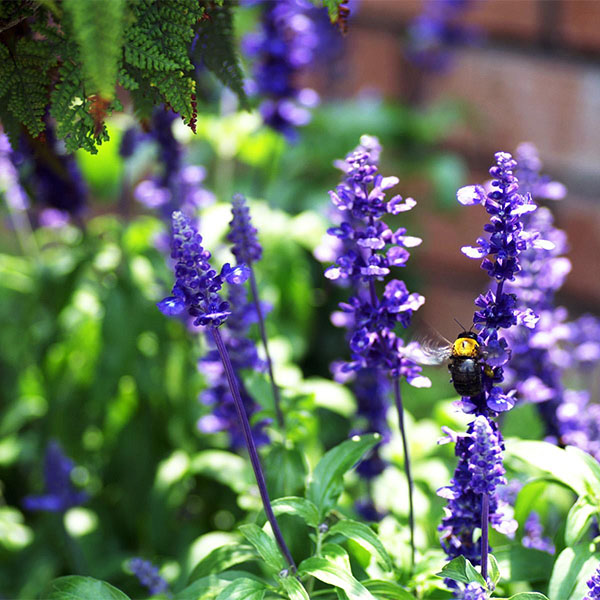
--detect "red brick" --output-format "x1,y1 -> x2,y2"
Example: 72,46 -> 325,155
360,0 -> 539,40
426,47 -> 600,180
561,0 -> 600,52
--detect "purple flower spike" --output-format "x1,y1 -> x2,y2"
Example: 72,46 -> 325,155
228,194 -> 263,264
463,583 -> 488,600
468,416 -> 506,495
129,558 -> 169,596
325,136 -> 427,566
585,564 -> 600,600
158,211 -> 248,328
23,442 -> 88,513
522,512 -> 555,554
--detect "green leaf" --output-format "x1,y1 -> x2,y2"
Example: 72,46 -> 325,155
505,594 -> 550,600
193,2 -> 248,109
239,524 -> 285,572
548,545 -> 597,600
190,450 -> 254,495
307,434 -> 380,517
493,547 -> 554,584
326,519 -> 392,570
63,0 -> 124,99
298,557 -> 376,600
175,575 -> 231,600
188,544 -> 259,583
362,580 -> 416,599
278,575 -> 310,600
321,543 -> 352,572
565,496 -> 598,546
263,444 -> 308,498
44,576 -> 130,600
507,440 -> 590,496
271,496 -> 320,528
436,556 -> 486,588
566,446 -> 600,495
488,554 -> 501,587
215,578 -> 266,600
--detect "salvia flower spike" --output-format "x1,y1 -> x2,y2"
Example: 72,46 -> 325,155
129,558 -> 169,596
440,152 -> 549,583
228,194 -> 284,428
326,135 -> 428,568
158,211 -> 295,570
585,564 -> 600,600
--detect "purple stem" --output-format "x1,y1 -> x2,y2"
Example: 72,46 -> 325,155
210,326 -> 295,571
392,376 -> 415,570
480,493 -> 489,581
248,265 -> 284,428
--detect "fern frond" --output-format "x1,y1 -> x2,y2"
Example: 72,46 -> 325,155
50,57 -> 120,154
63,0 -> 126,99
0,39 -> 56,136
193,2 -> 248,110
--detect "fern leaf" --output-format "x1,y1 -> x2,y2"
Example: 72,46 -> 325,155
63,0 -> 125,100
193,2 -> 249,110
50,57 -> 117,154
0,39 -> 55,136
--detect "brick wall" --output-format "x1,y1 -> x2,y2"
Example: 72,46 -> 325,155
323,0 -> 600,328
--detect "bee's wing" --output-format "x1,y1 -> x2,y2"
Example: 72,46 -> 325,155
400,335 -> 452,366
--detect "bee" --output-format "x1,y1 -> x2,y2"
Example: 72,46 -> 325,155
404,323 -> 490,398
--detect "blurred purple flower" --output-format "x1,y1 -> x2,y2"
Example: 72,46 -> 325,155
243,0 -> 332,139
405,0 -> 481,73
129,558 -> 169,596
228,193 -> 263,264
23,441 -> 88,513
522,512 -> 555,554
198,280 -> 269,449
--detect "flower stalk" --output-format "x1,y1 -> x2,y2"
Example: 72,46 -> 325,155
211,326 -> 295,570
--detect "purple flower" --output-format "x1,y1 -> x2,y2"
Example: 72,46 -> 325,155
129,558 -> 169,596
157,211 -> 249,327
585,564 -> 600,600
243,0 -> 326,139
405,0 -> 481,73
198,281 -> 269,449
514,142 -> 566,201
457,151 -> 551,415
438,418 -> 516,566
23,442 -> 88,513
462,583 -> 488,600
227,194 -> 263,264
522,512 -> 555,554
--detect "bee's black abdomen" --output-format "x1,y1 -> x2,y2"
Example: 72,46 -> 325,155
448,357 -> 482,397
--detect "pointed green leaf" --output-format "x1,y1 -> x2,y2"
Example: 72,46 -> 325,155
566,496 -> 598,546
321,543 -> 352,572
437,556 -> 486,587
505,594 -> 550,600
307,434 -> 380,517
215,578 -> 266,600
488,554 -> 501,587
239,524 -> 285,572
507,440 -> 589,496
494,546 -> 554,583
566,446 -> 600,495
326,519 -> 392,570
175,575 -> 231,600
548,545 -> 597,600
362,580 -> 416,599
44,576 -> 130,600
298,557 -> 376,600
271,497 -> 320,528
279,575 -> 310,600
188,544 -> 259,583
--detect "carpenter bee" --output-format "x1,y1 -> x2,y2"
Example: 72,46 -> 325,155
404,324 -> 489,397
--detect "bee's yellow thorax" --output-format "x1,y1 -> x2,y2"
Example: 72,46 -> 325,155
453,337 -> 479,358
